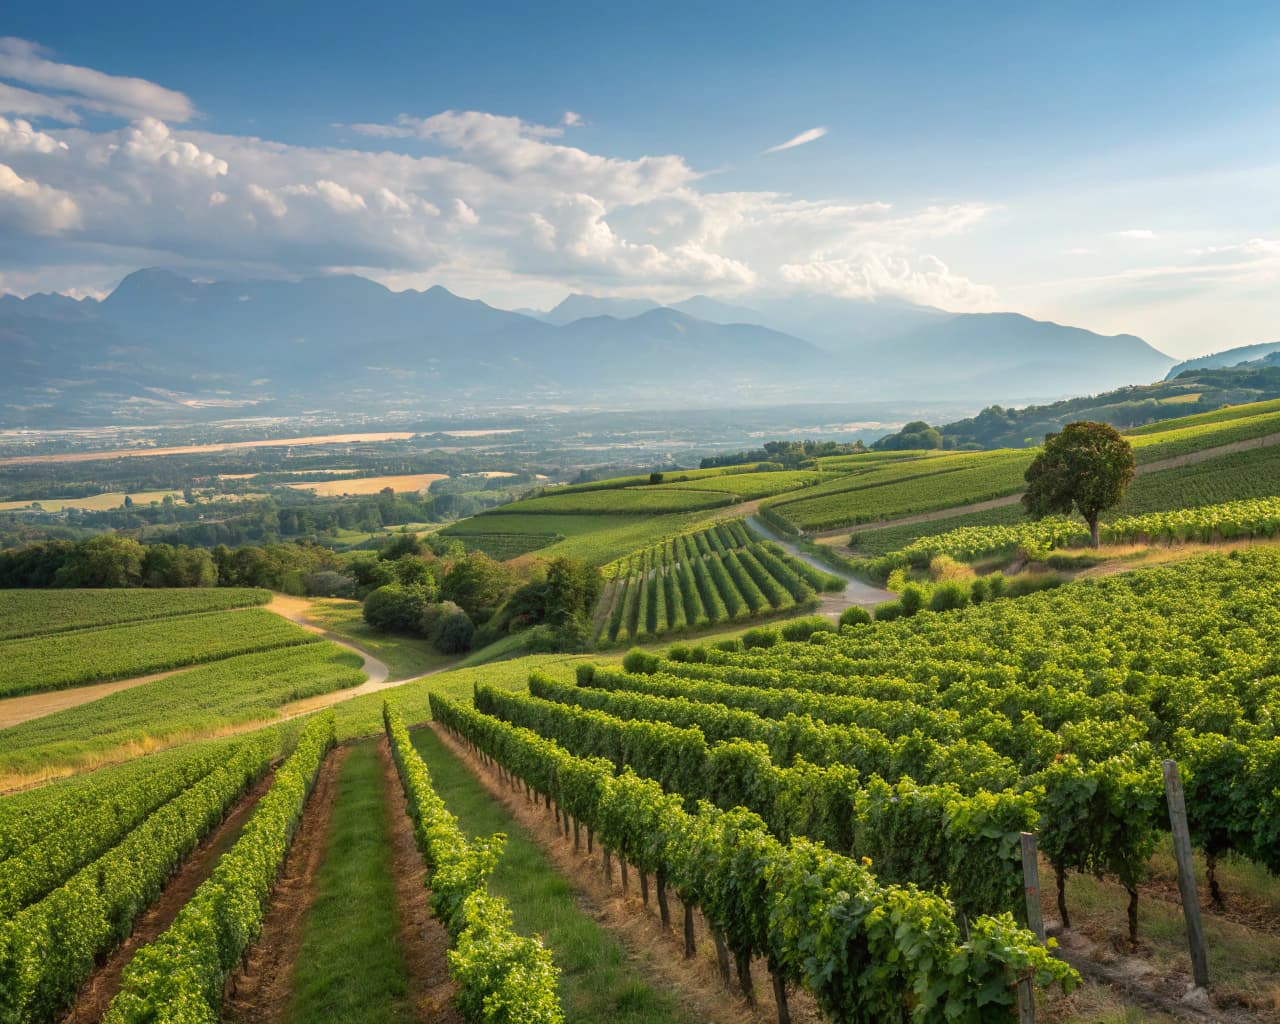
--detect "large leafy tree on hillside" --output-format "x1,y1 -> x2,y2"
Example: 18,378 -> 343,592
1023,421 -> 1135,547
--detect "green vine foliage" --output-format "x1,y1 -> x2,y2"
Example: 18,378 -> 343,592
383,703 -> 563,1024
431,692 -> 1078,1023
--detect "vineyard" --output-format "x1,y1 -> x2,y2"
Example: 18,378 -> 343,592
0,606 -> 321,698
0,587 -> 270,641
868,495 -> 1280,574
597,520 -> 844,644
423,548 -> 1280,1019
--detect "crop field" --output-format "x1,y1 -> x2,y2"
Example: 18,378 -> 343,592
0,642 -> 364,782
1125,396 -> 1280,434
0,587 -> 270,640
652,469 -> 822,499
847,440 -> 1280,557
598,520 -> 843,643
432,547 -> 1280,1019
485,486 -> 736,517
766,449 -> 1033,532
1128,405 -> 1280,462
288,472 -> 448,495
0,606 -> 320,698
451,530 -> 563,559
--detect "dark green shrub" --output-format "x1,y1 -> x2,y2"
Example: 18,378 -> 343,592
433,607 -> 476,653
928,581 -> 971,612
742,627 -> 780,649
874,600 -> 904,621
781,615 -> 837,642
363,582 -> 432,634
713,637 -> 743,653
623,649 -> 661,673
839,605 -> 872,627
899,584 -> 925,616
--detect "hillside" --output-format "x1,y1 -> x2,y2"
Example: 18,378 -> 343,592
1165,339 -> 1280,377
1,270 -> 1174,427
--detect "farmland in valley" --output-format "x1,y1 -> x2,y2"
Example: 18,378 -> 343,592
5,398 -> 1280,1024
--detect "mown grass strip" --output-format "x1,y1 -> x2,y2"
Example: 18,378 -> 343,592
288,742 -> 415,1024
410,727 -> 697,1024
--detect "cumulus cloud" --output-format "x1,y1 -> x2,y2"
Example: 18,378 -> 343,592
0,38 -> 195,123
0,161 -> 80,233
764,126 -> 828,154
0,46 -> 996,309
0,116 -> 67,154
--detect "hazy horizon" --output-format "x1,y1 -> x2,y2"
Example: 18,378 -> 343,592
2,3 -> 1279,361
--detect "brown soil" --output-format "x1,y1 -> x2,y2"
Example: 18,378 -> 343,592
376,737 -> 463,1024
429,722 -> 821,1024
223,746 -> 348,1024
0,668 -> 186,730
61,768 -> 278,1024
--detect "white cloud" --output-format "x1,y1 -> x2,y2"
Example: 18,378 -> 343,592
1112,228 -> 1157,240
0,116 -> 68,154
764,126 -> 828,154
562,111 -> 583,127
0,82 -> 80,123
0,161 -> 80,233
0,38 -> 195,123
116,117 -> 227,175
0,48 -> 997,309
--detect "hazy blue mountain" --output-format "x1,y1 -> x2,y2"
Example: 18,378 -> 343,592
540,293 -> 661,325
1165,340 -> 1280,379
0,269 -> 1179,427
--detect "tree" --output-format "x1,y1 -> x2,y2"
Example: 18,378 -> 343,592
442,551 -> 515,624
362,582 -> 433,633
1023,421 -> 1135,547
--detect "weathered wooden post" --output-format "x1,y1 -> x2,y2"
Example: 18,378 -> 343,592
1021,832 -> 1046,943
1016,832 -> 1045,1023
1162,759 -> 1210,989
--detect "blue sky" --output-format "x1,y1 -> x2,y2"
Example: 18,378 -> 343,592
1,1 -> 1278,357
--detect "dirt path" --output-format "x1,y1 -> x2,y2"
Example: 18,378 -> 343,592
429,722 -> 820,1024
806,430 -> 1280,542
0,595 -> 390,734
747,514 -> 894,614
62,768 -> 277,1024
0,668 -> 188,730
223,746 -> 348,1024
376,737 -> 463,1024
266,594 -> 390,683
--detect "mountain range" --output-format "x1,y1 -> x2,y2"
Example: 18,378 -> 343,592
0,270 -> 1176,427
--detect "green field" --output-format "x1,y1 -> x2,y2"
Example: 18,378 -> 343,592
0,642 -> 363,781
0,606 -> 320,698
0,587 -> 271,640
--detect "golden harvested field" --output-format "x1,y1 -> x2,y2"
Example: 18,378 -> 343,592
288,473 -> 448,495
0,491 -> 265,512
0,432 -> 417,467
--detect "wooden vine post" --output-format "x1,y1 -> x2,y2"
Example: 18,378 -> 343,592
1017,832 -> 1044,1023
1162,759 -> 1210,990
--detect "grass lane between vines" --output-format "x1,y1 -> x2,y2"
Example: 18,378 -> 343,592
410,726 -> 699,1024
287,742 -> 416,1024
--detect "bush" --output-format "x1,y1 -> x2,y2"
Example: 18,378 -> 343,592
874,600 -> 904,621
780,615 -> 836,642
622,649 -> 661,674
742,627 -> 780,649
363,583 -> 432,633
986,573 -> 1008,599
928,580 -> 971,612
305,570 -> 357,598
969,577 -> 990,604
713,637 -> 743,653
839,605 -> 872,627
667,643 -> 708,663
1005,572 -> 1065,598
433,607 -> 476,653
899,584 -> 925,616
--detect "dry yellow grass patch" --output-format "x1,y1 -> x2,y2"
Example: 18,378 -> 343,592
288,473 -> 448,495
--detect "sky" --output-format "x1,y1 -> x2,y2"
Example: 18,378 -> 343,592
0,1 -> 1277,359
